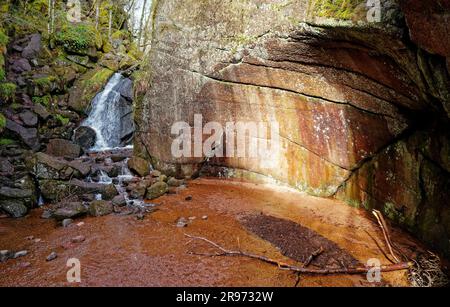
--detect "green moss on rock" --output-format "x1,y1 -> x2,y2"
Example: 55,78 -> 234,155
68,67 -> 114,113
0,67 -> 5,82
0,28 -> 8,46
55,24 -> 101,55
32,95 -> 52,106
55,114 -> 69,125
313,0 -> 363,20
0,138 -> 15,145
0,113 -> 6,132
0,82 -> 16,102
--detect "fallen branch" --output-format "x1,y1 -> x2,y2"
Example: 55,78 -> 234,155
184,234 -> 412,275
295,247 -> 324,286
372,210 -> 401,263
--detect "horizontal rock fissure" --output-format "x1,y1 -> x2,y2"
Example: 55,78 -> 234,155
184,69 -> 398,119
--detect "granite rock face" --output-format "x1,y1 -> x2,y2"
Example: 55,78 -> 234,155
135,0 -> 450,256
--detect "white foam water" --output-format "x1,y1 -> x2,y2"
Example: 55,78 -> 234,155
81,73 -> 125,151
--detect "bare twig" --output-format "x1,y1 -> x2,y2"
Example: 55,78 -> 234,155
364,229 -> 396,264
184,234 -> 412,275
295,246 -> 324,287
372,210 -> 401,263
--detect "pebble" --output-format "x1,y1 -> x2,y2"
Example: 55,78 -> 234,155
25,235 -> 34,240
76,222 -> 85,227
202,215 -> 208,220
19,262 -> 31,268
46,252 -> 57,262
176,217 -> 188,228
71,235 -> 86,243
13,250 -> 28,259
34,238 -> 41,243
0,250 -> 14,262
185,195 -> 193,201
62,218 -> 73,228
188,216 -> 196,221
41,210 -> 53,219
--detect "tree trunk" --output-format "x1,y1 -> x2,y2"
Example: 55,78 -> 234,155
108,9 -> 113,42
138,0 -> 148,49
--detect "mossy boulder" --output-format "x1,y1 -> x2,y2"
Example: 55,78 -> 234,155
28,75 -> 60,96
54,24 -> 102,56
89,200 -> 113,217
68,67 -> 114,114
145,182 -> 169,200
127,156 -> 150,177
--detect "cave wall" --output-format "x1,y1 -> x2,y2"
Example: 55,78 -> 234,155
135,0 -> 450,257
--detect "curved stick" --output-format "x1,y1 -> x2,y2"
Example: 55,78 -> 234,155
184,234 -> 412,275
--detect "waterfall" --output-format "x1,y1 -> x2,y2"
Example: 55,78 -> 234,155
81,73 -> 129,151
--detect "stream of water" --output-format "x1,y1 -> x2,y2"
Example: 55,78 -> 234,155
81,73 -> 127,151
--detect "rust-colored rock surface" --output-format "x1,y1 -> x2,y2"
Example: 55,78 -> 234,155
135,0 -> 450,257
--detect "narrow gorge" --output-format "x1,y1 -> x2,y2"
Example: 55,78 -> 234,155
0,0 -> 449,287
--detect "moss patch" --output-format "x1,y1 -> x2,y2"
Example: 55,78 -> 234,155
0,28 -> 8,46
68,67 -> 114,113
313,0 -> 363,20
55,24 -> 100,54
0,113 -> 6,130
55,114 -> 69,125
0,82 -> 16,102
0,138 -> 15,145
32,95 -> 52,106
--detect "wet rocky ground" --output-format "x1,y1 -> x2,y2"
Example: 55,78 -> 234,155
0,178 -> 432,287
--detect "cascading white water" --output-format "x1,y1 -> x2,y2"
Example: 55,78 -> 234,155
81,73 -> 125,151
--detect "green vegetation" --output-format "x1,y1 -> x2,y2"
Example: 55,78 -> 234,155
0,82 -> 16,102
0,138 -> 15,145
32,95 -> 52,106
34,75 -> 57,87
313,0 -> 362,20
0,28 -> 8,46
55,114 -> 69,125
55,24 -> 98,54
0,112 -> 6,130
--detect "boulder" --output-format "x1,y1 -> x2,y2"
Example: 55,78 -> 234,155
112,194 -> 127,207
127,157 -> 150,177
145,182 -> 169,200
66,55 -> 90,67
52,202 -> 87,220
11,58 -> 32,73
0,199 -> 28,218
34,152 -> 68,179
19,110 -> 38,127
73,126 -> 96,150
67,160 -> 91,178
0,186 -> 34,199
116,77 -> 133,102
21,34 -> 42,60
167,177 -> 185,187
89,200 -> 113,217
39,179 -> 118,202
0,158 -> 14,176
46,138 -> 81,159
5,119 -> 40,151
120,111 -> 134,145
33,103 -> 50,120
68,67 -> 114,114
128,181 -> 149,199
